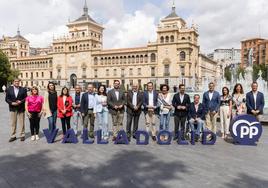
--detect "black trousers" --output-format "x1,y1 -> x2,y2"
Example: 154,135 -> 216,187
61,116 -> 71,135
126,113 -> 140,137
174,115 -> 187,136
29,112 -> 41,136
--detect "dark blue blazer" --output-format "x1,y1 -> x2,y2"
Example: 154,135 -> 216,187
143,90 -> 158,113
202,91 -> 221,113
80,92 -> 96,114
246,91 -> 265,114
5,86 -> 27,112
188,103 -> 205,120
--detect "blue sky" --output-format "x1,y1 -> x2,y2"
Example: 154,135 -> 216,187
0,0 -> 267,53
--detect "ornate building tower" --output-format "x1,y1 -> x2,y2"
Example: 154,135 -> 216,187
155,2 -> 200,87
52,0 -> 104,87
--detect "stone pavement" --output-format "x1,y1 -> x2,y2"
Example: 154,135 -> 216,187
0,93 -> 267,188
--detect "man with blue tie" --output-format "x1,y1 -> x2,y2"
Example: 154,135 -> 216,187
81,84 -> 97,138
202,82 -> 220,134
188,94 -> 205,141
246,82 -> 265,121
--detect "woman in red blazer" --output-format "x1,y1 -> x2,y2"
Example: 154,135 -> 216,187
57,87 -> 73,136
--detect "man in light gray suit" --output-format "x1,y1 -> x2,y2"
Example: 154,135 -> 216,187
71,85 -> 83,135
107,80 -> 125,141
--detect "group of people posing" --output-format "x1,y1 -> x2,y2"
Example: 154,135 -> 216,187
5,78 -> 264,143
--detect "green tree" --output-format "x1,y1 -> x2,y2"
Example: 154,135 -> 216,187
0,50 -> 20,86
224,66 -> 232,82
236,66 -> 245,80
259,64 -> 268,81
253,64 -> 260,81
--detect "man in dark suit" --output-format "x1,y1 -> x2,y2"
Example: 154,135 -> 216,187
172,84 -> 191,140
5,78 -> 27,142
107,80 -> 125,141
143,82 -> 158,141
80,84 -> 97,138
202,82 -> 220,134
126,83 -> 143,141
246,82 -> 265,121
188,94 -> 205,141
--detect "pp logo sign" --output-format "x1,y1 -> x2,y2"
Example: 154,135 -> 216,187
230,114 -> 262,145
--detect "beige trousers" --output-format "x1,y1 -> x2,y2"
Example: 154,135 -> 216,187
111,111 -> 124,137
205,112 -> 218,134
10,111 -> 25,138
220,106 -> 230,134
145,112 -> 156,136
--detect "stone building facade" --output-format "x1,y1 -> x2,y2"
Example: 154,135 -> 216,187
1,1 -> 221,91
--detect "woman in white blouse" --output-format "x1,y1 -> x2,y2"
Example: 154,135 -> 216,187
158,84 -> 173,140
94,85 -> 109,140
232,83 -> 247,118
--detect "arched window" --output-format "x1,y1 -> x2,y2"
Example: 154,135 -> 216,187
165,36 -> 169,43
181,37 -> 186,40
151,53 -> 156,62
140,55 -> 144,63
160,36 -> 164,43
136,55 -> 139,63
82,32 -> 85,37
170,35 -> 174,42
180,51 -> 186,61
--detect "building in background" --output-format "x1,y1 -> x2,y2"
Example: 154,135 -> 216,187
241,38 -> 267,66
208,48 -> 241,65
1,1 -> 221,91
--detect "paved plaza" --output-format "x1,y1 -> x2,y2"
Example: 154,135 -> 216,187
0,93 -> 267,188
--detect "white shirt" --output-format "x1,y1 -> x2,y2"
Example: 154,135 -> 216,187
179,94 -> 184,102
195,103 -> 199,112
14,86 -> 19,98
115,90 -> 119,101
209,92 -> 214,101
253,91 -> 258,109
132,91 -> 137,106
148,91 -> 154,107
63,96 -> 67,110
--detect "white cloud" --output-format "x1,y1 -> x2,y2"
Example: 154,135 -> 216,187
103,10 -> 157,49
1,0 -> 268,53
25,25 -> 68,47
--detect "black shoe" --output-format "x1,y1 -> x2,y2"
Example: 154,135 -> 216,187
132,135 -> 136,139
9,137 -> 16,142
152,136 -> 156,141
20,137 -> 25,142
194,135 -> 199,142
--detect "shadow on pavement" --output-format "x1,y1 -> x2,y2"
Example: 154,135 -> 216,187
224,173 -> 268,188
0,149 -> 189,188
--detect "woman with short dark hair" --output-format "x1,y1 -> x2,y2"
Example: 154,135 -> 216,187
94,85 -> 109,140
158,84 -> 173,141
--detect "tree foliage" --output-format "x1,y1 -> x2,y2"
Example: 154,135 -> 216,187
224,66 -> 232,82
0,50 -> 20,85
236,66 -> 245,80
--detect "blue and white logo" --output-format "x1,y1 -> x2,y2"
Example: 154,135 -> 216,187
230,114 -> 262,145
